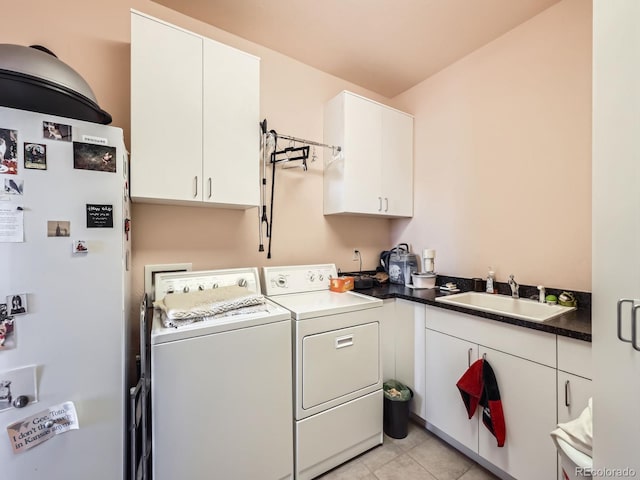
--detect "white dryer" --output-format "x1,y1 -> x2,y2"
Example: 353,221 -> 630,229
263,264 -> 383,480
150,268 -> 293,480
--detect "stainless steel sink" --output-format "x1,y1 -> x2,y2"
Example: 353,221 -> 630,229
435,291 -> 575,322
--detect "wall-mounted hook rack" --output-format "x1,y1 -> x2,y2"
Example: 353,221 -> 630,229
257,118 -> 343,258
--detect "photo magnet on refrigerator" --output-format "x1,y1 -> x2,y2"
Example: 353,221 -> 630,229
6,294 -> 27,316
0,365 -> 38,413
0,128 -> 18,175
86,204 -> 113,228
6,401 -> 79,454
0,304 -> 15,351
73,240 -> 88,254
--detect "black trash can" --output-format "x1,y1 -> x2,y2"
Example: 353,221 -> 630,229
383,380 -> 413,439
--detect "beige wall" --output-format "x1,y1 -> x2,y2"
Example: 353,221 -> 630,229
4,1 -> 394,312
391,0 -> 592,291
128,4 -> 394,303
4,0 -> 591,302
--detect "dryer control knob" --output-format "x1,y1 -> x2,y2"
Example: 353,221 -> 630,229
183,286 -> 190,293
238,278 -> 248,287
212,283 -> 219,289
198,285 -> 205,291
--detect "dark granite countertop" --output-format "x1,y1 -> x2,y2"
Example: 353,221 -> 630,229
354,283 -> 592,342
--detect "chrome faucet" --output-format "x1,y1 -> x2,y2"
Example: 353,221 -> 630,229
508,274 -> 519,298
537,285 -> 546,303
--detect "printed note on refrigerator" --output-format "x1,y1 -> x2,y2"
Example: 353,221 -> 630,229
0,202 -> 24,243
6,401 -> 79,454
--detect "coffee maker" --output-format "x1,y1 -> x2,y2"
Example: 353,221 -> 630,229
423,249 -> 436,273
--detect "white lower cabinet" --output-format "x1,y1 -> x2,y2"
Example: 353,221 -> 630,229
380,300 -> 397,383
380,300 -> 592,480
395,300 -> 426,419
557,334 -> 592,423
425,329 -> 479,452
557,371 -> 592,429
556,336 -> 592,480
382,299 -> 426,419
478,347 -> 557,480
424,305 -> 561,480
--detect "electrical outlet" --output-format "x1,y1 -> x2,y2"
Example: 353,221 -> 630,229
352,249 -> 360,261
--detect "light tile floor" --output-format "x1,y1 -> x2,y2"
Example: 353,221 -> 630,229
317,423 -> 499,480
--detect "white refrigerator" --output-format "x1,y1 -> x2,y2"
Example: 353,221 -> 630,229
0,106 -> 130,479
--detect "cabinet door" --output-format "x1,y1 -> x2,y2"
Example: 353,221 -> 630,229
395,300 -> 425,419
380,300 -> 396,383
557,372 -> 591,424
557,372 -> 591,480
203,39 -> 259,208
381,108 -> 413,217
131,13 -> 203,203
343,93 -> 382,214
425,329 -> 479,453
478,347 -> 557,480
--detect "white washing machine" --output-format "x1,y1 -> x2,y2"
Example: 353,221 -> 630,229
150,268 -> 293,480
263,264 -> 383,480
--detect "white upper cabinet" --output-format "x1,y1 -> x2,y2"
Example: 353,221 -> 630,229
131,12 -> 203,204
202,38 -> 259,207
130,11 -> 260,208
381,107 -> 413,216
323,91 -> 413,217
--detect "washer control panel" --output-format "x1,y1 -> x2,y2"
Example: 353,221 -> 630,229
154,268 -> 260,301
262,264 -> 337,295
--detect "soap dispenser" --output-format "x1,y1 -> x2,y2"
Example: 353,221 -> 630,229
486,268 -> 496,294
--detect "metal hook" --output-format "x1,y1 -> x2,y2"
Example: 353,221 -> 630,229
482,353 -> 487,360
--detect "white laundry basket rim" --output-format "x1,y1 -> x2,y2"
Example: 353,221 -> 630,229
557,437 -> 593,479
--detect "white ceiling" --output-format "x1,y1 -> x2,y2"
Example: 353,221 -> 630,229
151,0 -> 561,98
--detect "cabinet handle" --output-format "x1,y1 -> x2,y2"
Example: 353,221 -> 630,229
467,348 -> 472,367
208,178 -> 212,199
565,380 -> 570,407
617,299 -> 634,343
385,197 -> 389,212
193,176 -> 198,198
633,305 -> 640,352
378,197 -> 382,211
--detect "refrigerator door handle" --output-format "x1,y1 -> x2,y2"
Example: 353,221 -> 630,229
617,299 -> 635,343
632,304 -> 640,352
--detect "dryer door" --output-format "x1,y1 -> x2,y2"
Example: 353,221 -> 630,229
302,321 -> 379,409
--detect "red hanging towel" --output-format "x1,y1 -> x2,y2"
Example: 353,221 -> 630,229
456,358 -> 506,447
455,358 -> 484,418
